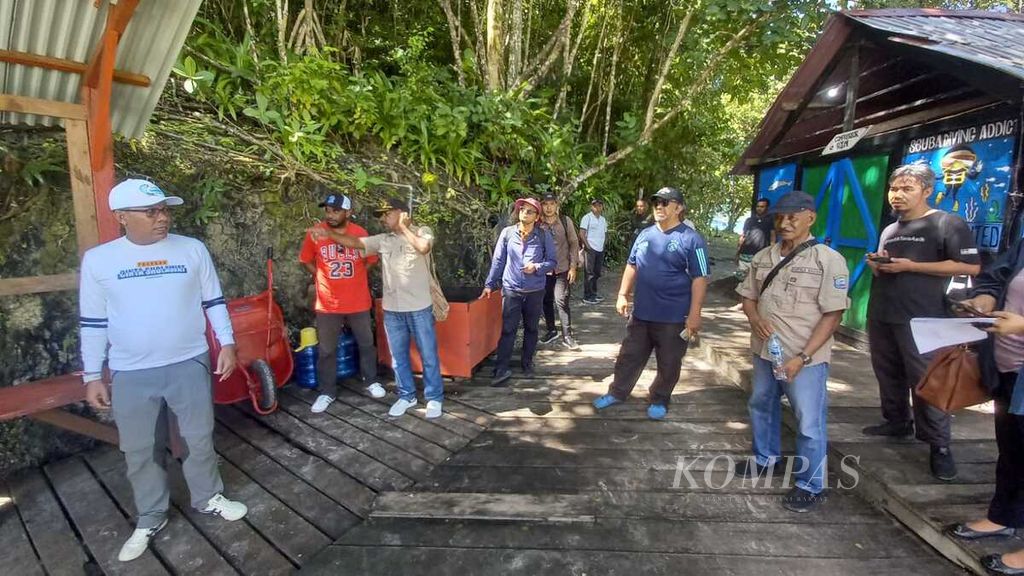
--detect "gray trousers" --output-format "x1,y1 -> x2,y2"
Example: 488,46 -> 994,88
315,310 -> 377,398
111,352 -> 223,529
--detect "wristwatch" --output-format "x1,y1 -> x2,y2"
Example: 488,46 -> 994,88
799,352 -> 812,365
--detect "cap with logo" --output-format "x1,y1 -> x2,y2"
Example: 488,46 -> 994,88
372,197 -> 410,216
541,193 -> 559,202
590,198 -> 604,205
109,179 -> 184,211
649,186 -> 685,204
318,193 -> 352,210
770,191 -> 816,214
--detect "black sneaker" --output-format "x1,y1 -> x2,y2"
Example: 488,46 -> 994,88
562,336 -> 581,351
490,369 -> 512,387
861,421 -> 914,437
540,330 -> 560,344
522,365 -> 536,378
582,298 -> 599,305
930,445 -> 958,481
594,295 -> 605,302
782,486 -> 824,513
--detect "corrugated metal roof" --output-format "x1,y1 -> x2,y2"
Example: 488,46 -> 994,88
846,10 -> 1024,82
0,0 -> 201,138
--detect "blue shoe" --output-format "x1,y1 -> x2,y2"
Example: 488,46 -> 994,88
592,394 -> 622,410
647,404 -> 667,420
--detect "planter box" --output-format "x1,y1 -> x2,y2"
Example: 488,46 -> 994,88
375,287 -> 502,378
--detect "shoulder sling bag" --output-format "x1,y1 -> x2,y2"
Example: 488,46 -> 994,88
759,239 -> 818,296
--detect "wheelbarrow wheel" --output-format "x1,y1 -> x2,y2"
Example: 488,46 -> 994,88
250,359 -> 278,412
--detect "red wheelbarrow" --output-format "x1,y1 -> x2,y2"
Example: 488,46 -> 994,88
205,248 -> 293,414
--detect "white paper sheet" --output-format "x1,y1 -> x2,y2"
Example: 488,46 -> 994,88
909,317 -> 996,354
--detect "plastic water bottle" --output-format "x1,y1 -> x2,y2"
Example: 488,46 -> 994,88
336,328 -> 360,379
767,333 -> 787,382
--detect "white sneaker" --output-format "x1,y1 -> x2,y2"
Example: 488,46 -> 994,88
388,397 -> 418,417
311,394 -> 334,413
425,400 -> 443,419
118,518 -> 168,562
366,382 -> 386,399
202,494 -> 247,521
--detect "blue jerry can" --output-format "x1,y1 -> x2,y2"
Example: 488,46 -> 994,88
336,328 -> 360,379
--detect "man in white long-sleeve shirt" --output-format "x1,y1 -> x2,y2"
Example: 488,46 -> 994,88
79,179 -> 248,563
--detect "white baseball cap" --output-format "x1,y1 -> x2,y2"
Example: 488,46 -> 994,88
109,179 -> 184,211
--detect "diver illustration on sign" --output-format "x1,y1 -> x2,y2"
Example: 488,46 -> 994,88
935,145 -> 982,212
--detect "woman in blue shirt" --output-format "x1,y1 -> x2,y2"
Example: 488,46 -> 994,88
482,197 -> 557,386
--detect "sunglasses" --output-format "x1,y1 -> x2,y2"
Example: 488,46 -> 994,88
121,206 -> 171,218
651,199 -> 677,208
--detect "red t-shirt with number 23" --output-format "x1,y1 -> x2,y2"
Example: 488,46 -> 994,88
299,221 -> 378,314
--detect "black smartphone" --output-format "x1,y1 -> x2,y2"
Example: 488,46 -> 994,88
868,255 -> 892,264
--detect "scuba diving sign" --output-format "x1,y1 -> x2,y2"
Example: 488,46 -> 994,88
902,118 -> 1018,253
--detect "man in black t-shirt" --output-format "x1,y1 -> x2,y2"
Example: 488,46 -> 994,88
864,164 -> 981,481
738,198 -> 775,257
630,198 -> 654,249
735,198 -> 775,279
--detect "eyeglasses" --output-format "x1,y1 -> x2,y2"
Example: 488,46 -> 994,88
121,206 -> 171,218
520,208 -> 538,215
651,199 -> 677,208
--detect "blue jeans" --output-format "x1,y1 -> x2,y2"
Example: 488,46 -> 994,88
383,306 -> 444,403
748,355 -> 829,494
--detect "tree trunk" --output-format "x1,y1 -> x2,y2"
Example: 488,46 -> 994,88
438,0 -> 466,86
554,0 -> 590,118
602,6 -> 623,156
486,0 -> 504,90
507,0 -> 525,88
578,11 -> 607,137
275,0 -> 289,62
642,4 -> 697,140
469,0 -> 489,82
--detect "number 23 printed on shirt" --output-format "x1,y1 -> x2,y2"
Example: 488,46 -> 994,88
328,260 -> 354,278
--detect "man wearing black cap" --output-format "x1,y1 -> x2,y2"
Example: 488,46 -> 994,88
308,197 -> 445,420
299,184 -> 383,414
580,198 -> 608,304
538,193 -> 581,350
593,187 -> 709,421
736,190 -> 849,513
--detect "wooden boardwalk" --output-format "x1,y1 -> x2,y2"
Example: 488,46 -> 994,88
0,270 -> 966,575
0,384 -> 485,575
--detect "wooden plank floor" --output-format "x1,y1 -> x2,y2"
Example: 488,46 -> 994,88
300,286 -> 964,575
0,266 -> 970,574
0,380 -> 481,574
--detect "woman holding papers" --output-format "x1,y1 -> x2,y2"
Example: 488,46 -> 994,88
946,239 -> 1024,575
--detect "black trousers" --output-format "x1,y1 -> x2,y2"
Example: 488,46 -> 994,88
494,289 -> 545,372
544,272 -> 572,336
609,317 -> 689,406
989,371 -> 1024,527
867,318 -> 951,447
315,311 -> 377,397
584,249 -> 604,299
